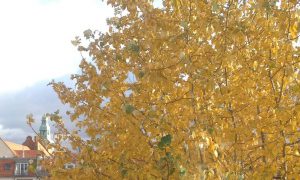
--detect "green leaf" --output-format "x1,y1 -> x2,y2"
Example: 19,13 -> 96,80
180,21 -> 188,29
162,134 -> 172,145
125,104 -> 135,114
166,152 -> 172,158
83,29 -> 93,39
114,54 -> 122,61
138,71 -> 145,78
128,41 -> 140,53
212,1 -> 219,12
121,169 -> 128,177
71,36 -> 81,46
119,162 -> 128,177
158,134 -> 172,149
208,127 -> 214,134
179,166 -> 186,176
158,141 -> 164,150
77,46 -> 88,51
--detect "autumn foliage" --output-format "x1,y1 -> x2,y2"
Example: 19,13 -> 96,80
31,0 -> 300,179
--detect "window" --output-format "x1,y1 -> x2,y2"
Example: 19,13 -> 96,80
4,163 -> 11,171
15,163 -> 28,175
64,163 -> 75,169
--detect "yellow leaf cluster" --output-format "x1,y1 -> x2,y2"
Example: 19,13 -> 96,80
39,0 -> 300,179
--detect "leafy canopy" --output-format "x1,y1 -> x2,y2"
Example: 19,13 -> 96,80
30,0 -> 300,179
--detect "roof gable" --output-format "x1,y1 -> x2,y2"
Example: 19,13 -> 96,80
4,141 -> 30,151
0,137 -> 16,158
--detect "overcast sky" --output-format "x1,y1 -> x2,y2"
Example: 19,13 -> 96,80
0,0 -> 113,143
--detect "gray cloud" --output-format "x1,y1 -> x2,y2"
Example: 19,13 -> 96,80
0,124 -> 29,143
0,76 -> 71,143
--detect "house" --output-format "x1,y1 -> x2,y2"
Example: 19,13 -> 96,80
0,137 -> 45,180
0,115 -> 52,180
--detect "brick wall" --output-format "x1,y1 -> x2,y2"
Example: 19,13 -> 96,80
0,159 -> 15,177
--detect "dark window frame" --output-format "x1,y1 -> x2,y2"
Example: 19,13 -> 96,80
4,163 -> 11,171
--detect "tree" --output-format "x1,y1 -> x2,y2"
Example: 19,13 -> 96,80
28,0 -> 300,179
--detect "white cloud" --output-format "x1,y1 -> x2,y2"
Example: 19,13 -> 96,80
0,0 -> 113,93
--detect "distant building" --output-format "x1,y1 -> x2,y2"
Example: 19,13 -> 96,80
0,115 -> 52,180
39,115 -> 53,144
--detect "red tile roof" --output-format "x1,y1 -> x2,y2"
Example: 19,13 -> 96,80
14,150 -> 41,158
1,136 -> 52,158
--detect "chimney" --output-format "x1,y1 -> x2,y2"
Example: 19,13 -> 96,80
35,136 -> 40,150
22,136 -> 36,150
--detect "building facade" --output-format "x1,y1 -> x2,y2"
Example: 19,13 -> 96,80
0,115 -> 52,180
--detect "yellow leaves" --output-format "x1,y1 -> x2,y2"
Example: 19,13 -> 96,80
26,113 -> 35,126
253,61 -> 258,71
290,22 -> 299,39
290,0 -> 298,5
34,0 -> 300,179
213,149 -> 218,158
191,131 -> 196,139
291,119 -> 297,131
171,0 -> 183,14
295,150 -> 300,156
271,40 -> 279,57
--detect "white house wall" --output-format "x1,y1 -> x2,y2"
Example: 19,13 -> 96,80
0,139 -> 14,158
